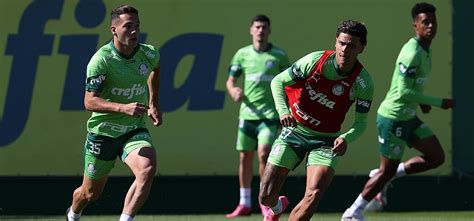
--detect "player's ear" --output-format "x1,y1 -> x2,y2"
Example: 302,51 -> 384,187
111,26 -> 117,37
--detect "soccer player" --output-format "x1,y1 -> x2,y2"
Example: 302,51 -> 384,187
342,3 -> 454,221
259,20 -> 374,221
66,5 -> 162,221
226,15 -> 291,218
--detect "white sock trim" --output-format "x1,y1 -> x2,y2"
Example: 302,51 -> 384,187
350,194 -> 369,211
239,188 -> 251,207
67,207 -> 81,219
119,214 -> 133,221
396,162 -> 406,178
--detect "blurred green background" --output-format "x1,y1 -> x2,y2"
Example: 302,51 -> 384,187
0,0 -> 453,176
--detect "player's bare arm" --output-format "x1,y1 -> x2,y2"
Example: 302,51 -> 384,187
147,63 -> 162,126
226,76 -> 243,102
84,91 -> 149,116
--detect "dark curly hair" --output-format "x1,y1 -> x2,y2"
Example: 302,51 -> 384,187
336,20 -> 368,45
411,2 -> 436,20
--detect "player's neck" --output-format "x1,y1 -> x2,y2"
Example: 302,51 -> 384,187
253,41 -> 270,52
415,36 -> 432,51
113,39 -> 135,56
334,56 -> 354,76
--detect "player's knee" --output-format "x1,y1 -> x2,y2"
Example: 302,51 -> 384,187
140,164 -> 157,181
239,151 -> 254,165
303,188 -> 323,204
379,167 -> 397,180
83,190 -> 101,202
258,150 -> 269,163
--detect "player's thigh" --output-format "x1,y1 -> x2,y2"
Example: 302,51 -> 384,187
378,155 -> 400,175
83,133 -> 120,179
307,148 -> 339,170
268,129 -> 306,170
81,174 -> 108,197
121,129 -> 155,163
376,114 -> 408,160
236,119 -> 258,151
409,125 -> 444,160
306,136 -> 338,169
306,165 -> 335,194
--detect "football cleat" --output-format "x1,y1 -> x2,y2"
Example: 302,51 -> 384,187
66,207 -> 80,221
226,204 -> 252,218
260,203 -> 270,216
341,208 -> 365,221
263,196 -> 289,221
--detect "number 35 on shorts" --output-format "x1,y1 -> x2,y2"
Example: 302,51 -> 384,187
88,141 -> 101,155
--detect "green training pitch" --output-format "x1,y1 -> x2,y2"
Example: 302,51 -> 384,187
2,211 -> 474,221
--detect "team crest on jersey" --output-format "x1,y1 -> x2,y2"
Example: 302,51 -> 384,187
392,145 -> 402,155
138,63 -> 149,76
265,60 -> 275,68
332,84 -> 344,96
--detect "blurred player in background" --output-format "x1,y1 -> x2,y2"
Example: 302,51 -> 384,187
226,14 -> 291,218
66,5 -> 162,221
259,20 -> 374,221
342,3 -> 454,221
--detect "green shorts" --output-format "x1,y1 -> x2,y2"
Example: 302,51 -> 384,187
377,114 -> 434,160
83,128 -> 154,179
267,127 -> 339,170
236,119 -> 280,151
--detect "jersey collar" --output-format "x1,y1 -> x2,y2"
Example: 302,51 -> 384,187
109,40 -> 141,59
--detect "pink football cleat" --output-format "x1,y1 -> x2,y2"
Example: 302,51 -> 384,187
260,203 -> 270,216
226,204 -> 252,218
263,196 -> 289,221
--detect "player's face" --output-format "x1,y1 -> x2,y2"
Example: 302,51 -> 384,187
112,13 -> 140,50
250,21 -> 270,43
335,32 -> 365,73
413,12 -> 437,40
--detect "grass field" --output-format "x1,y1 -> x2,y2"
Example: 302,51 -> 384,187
2,211 -> 474,221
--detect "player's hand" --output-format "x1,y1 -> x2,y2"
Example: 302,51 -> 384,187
230,87 -> 243,102
280,114 -> 297,128
148,105 -> 163,126
441,99 -> 454,109
332,137 -> 347,157
121,102 -> 149,116
419,104 -> 432,113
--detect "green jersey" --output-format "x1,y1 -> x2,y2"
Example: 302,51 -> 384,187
271,51 -> 374,143
229,44 -> 291,120
85,41 -> 160,138
378,37 -> 442,120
